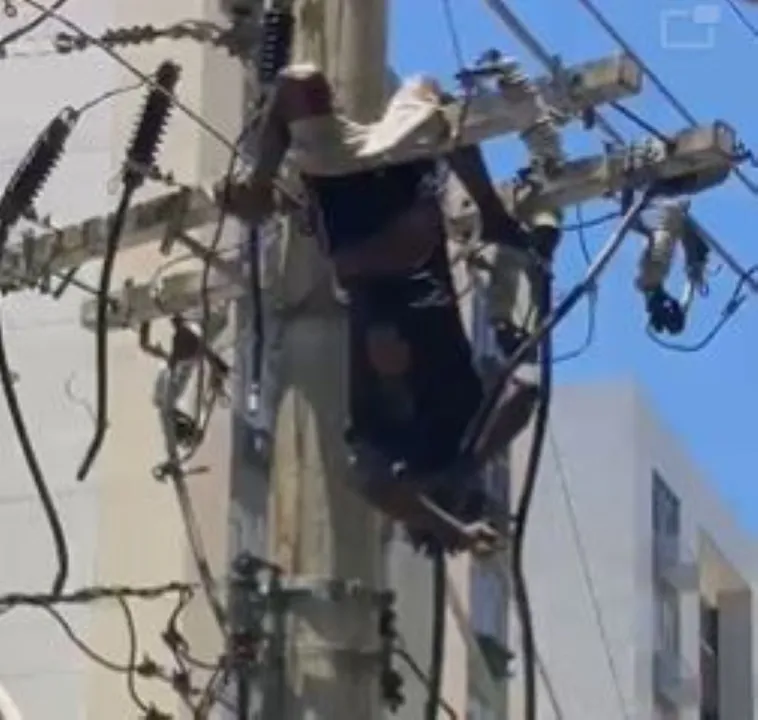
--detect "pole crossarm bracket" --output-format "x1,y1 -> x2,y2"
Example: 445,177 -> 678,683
79,269 -> 247,331
446,121 -> 738,233
76,123 -> 737,329
0,187 -> 219,293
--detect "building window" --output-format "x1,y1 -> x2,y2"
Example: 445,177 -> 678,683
651,471 -> 684,713
653,471 -> 681,539
700,598 -> 719,720
655,585 -> 681,655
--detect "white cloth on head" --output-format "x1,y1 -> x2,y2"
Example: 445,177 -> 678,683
287,75 -> 448,176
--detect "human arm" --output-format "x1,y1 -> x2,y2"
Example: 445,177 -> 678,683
444,144 -> 527,248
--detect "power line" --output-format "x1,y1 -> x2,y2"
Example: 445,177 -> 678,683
547,426 -> 631,720
723,0 -> 758,40
18,0 -> 238,154
0,0 -> 70,52
0,581 -> 232,715
571,0 -> 758,198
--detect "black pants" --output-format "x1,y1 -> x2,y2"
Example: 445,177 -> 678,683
345,242 -> 483,474
305,160 -> 482,475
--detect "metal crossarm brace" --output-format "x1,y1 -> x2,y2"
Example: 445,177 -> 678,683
0,52 -> 642,294
79,122 -> 737,329
443,51 -> 641,148
79,270 -> 247,330
0,187 -> 218,292
447,122 -> 738,233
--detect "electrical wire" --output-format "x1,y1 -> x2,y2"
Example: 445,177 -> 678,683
393,647 -> 458,720
440,0 -> 466,70
156,357 -> 228,640
74,186 -> 132,481
7,587 -> 218,717
554,205 -> 597,364
190,123 -> 249,452
547,427 -> 631,720
0,106 -> 84,597
647,265 -> 753,352
77,60 -> 180,482
76,79 -> 145,114
510,251 -> 553,720
724,0 -> 758,39
571,0 -> 758,198
0,0 -> 69,53
0,313 -> 68,594
562,209 -> 620,233
426,548 -> 447,720
18,0 -> 237,155
490,556 -> 567,720
461,191 -> 653,458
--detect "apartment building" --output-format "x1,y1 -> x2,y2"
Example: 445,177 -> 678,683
508,380 -> 758,720
0,1 -> 244,718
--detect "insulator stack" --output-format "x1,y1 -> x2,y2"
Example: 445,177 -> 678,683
124,61 -> 181,188
258,7 -> 294,86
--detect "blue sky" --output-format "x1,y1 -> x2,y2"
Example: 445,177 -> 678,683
390,0 -> 758,531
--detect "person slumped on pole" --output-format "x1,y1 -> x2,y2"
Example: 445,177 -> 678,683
218,63 -> 563,553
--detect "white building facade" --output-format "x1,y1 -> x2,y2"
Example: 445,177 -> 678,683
509,380 -> 758,720
0,1 -> 245,718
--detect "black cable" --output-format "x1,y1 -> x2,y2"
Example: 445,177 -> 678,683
117,595 -> 152,715
510,254 -> 553,720
554,205 -> 597,364
0,107 -> 79,596
647,265 -> 754,352
78,60 -> 180,481
425,549 -> 446,720
392,648 -> 458,720
193,1 -> 295,441
562,209 -> 620,233
724,0 -> 758,40
0,0 -> 69,53
0,317 -> 69,595
609,101 -> 671,145
573,0 -> 758,197
190,114 -> 260,455
75,188 -> 131,482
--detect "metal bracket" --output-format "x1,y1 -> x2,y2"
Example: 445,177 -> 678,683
446,121 -> 738,236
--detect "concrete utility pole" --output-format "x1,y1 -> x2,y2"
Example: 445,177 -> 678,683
266,1 -> 388,718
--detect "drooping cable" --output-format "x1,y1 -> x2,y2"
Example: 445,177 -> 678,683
571,0 -> 758,197
724,0 -> 758,39
13,0 -> 222,150
510,238 -> 553,720
0,0 -> 69,53
425,548 -> 447,720
461,190 -> 655,459
154,325 -> 228,639
548,427 -> 632,719
77,60 -> 180,481
647,265 -> 754,352
554,205 -> 597,364
193,1 -> 295,438
0,106 -> 79,596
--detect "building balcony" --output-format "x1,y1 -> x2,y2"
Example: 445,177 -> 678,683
653,534 -> 700,592
653,648 -> 700,708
